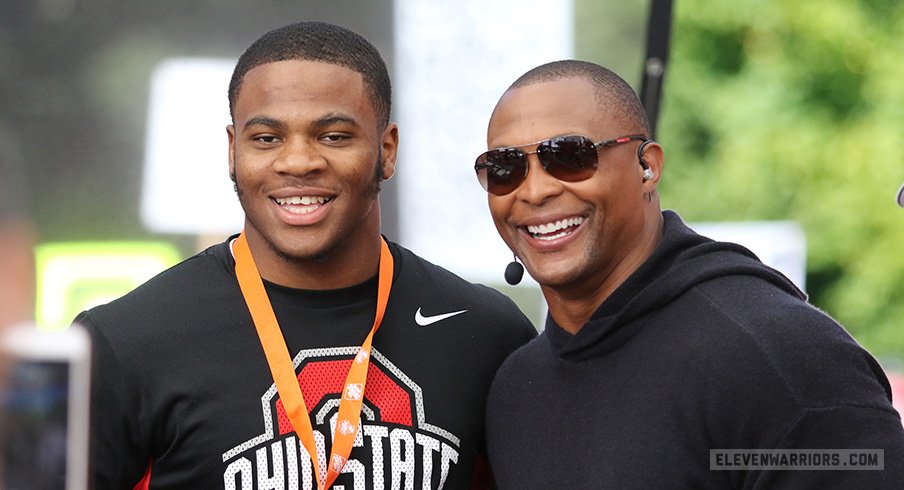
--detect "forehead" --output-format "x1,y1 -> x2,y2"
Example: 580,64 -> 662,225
234,59 -> 375,125
487,77 -> 608,148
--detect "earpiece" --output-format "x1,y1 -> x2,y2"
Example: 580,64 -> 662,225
637,140 -> 656,181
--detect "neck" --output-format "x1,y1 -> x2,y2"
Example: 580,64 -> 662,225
542,284 -> 616,335
241,220 -> 385,290
271,241 -> 382,290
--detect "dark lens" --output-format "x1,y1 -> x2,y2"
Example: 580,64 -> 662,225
476,148 -> 527,196
537,135 -> 598,182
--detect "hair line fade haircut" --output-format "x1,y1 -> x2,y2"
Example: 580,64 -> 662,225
508,59 -> 651,137
228,21 -> 392,129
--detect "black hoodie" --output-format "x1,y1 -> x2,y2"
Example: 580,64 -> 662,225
487,211 -> 904,489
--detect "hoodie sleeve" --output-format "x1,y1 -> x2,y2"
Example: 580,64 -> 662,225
740,404 -> 904,488
697,277 -> 904,488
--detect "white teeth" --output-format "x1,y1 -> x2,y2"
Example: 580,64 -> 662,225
275,196 -> 329,206
535,230 -> 569,241
274,196 -> 331,214
526,217 -> 584,239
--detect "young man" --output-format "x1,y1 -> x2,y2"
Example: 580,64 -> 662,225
76,22 -> 535,489
476,60 -> 904,488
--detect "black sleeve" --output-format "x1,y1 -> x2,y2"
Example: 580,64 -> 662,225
75,310 -> 150,489
750,405 -> 904,488
726,302 -> 904,488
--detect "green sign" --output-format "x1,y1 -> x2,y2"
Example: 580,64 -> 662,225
35,242 -> 182,330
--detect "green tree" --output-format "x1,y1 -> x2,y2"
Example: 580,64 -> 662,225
578,0 -> 904,359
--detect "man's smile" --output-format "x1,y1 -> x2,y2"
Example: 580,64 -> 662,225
272,195 -> 334,214
525,216 -> 585,241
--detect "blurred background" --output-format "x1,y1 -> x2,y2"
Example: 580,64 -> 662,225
1,0 -> 902,379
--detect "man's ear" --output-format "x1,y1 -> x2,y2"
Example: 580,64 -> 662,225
380,122 -> 399,180
227,124 -> 236,181
638,140 -> 663,187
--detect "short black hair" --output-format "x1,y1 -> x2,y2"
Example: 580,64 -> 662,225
228,21 -> 391,128
508,60 -> 651,136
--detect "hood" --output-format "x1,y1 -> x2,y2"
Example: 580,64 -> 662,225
546,210 -> 805,361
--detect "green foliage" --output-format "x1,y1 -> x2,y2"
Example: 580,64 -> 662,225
656,0 -> 904,358
573,0 -> 650,88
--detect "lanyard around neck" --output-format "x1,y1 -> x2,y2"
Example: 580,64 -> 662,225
233,233 -> 394,489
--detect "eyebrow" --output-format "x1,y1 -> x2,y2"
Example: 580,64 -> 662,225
241,116 -> 287,132
312,114 -> 360,130
240,114 -> 360,132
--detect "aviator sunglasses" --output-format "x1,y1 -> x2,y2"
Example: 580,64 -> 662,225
474,134 -> 648,196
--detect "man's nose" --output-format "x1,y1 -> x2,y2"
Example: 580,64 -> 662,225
273,138 -> 328,175
515,154 -> 563,204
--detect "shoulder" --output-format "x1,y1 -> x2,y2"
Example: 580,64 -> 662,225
390,241 -> 489,291
75,240 -> 237,333
390,241 -> 530,317
676,275 -> 893,410
692,274 -> 865,362
387,240 -> 537,342
115,244 -> 229,299
489,334 -> 550,384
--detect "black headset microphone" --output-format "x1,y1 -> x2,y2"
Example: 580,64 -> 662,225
501,140 -> 656,285
504,255 -> 525,285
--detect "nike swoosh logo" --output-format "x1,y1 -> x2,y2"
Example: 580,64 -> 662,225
414,307 -> 468,326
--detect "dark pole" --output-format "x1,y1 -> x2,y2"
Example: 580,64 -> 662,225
639,0 -> 674,139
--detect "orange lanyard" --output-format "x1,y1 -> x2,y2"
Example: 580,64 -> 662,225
233,233 -> 393,490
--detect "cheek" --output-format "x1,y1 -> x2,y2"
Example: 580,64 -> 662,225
487,197 -> 514,231
343,152 -> 378,181
232,150 -> 270,178
487,196 -> 504,218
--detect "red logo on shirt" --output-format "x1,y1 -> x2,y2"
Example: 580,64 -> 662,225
222,347 -> 460,490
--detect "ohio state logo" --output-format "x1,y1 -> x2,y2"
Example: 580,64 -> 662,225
222,347 -> 460,490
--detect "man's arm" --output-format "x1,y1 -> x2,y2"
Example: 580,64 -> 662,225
75,311 -> 150,489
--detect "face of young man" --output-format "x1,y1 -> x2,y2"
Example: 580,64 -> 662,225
228,59 -> 398,289
486,77 -> 656,297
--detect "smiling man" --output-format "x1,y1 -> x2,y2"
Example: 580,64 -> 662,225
75,22 -> 535,489
478,60 -> 904,488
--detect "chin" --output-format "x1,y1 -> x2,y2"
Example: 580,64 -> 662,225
269,235 -> 334,262
524,263 -> 575,288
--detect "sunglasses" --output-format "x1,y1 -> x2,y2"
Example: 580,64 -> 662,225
474,134 -> 648,196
